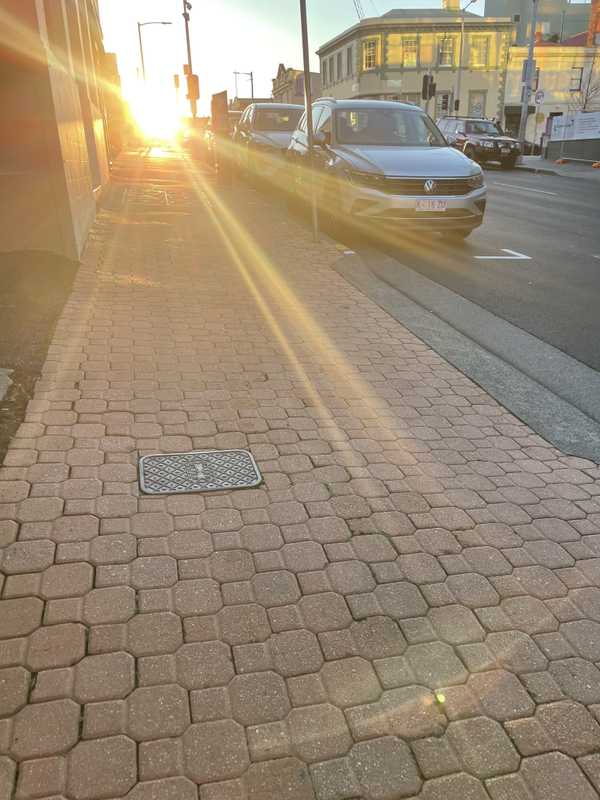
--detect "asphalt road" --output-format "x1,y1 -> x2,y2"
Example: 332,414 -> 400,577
352,168 -> 600,371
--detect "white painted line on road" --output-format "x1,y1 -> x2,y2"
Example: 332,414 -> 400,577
493,182 -> 557,197
475,249 -> 532,261
593,254 -> 600,260
343,250 -> 356,255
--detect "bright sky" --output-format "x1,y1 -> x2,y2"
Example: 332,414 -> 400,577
99,0 -> 485,117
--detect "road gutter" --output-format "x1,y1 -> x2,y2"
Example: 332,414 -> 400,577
334,251 -> 600,463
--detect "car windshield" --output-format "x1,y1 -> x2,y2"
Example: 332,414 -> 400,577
254,109 -> 303,132
465,120 -> 504,136
335,108 -> 446,146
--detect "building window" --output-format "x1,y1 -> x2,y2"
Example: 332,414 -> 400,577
337,51 -> 343,81
403,37 -> 418,67
322,60 -> 327,86
387,33 -> 402,65
438,36 -> 455,67
329,56 -> 334,84
470,35 -> 490,68
347,46 -> 353,76
570,66 -> 583,91
362,39 -> 378,70
468,90 -> 486,117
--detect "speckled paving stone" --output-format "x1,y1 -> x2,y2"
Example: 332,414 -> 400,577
40,562 -> 94,599
128,612 -> 183,656
549,658 -> 600,704
411,736 -> 461,779
245,757 -> 316,800
347,686 -> 446,741
349,736 -> 422,800
15,755 -> 66,798
429,605 -> 485,644
320,657 -> 381,708
0,757 -> 15,800
218,603 -> 271,644
486,630 -> 548,673
0,667 -> 30,716
173,578 -> 223,616
82,586 -> 136,625
374,583 -> 428,620
2,540 -> 55,574
468,670 -> 535,721
127,684 -> 190,740
419,773 -> 490,800
282,542 -> 328,572
270,629 -> 324,677
25,623 -> 86,670
74,652 -> 134,702
447,717 -> 520,779
183,720 -> 249,784
67,735 -> 137,799
520,752 -> 598,800
406,642 -> 468,688
10,699 -> 80,760
229,671 -> 290,725
350,617 -> 407,659
535,700 -> 600,756
288,704 -> 352,763
0,598 -> 43,638
131,556 -> 178,589
446,573 -> 500,608
176,641 -> 234,688
211,549 -> 256,582
310,756 -> 361,800
561,619 -> 600,660
299,593 -> 352,633
252,570 -> 301,607
501,596 -> 558,635
126,777 -> 198,800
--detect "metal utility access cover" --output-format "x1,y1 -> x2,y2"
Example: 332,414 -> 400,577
139,449 -> 262,495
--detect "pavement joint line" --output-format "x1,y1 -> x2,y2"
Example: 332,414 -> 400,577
334,250 -> 600,463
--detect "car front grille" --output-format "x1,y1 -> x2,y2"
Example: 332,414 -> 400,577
381,177 -> 474,196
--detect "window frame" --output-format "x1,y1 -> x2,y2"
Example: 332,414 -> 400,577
470,35 -> 490,68
362,38 -> 379,71
438,36 -> 455,67
347,45 -> 354,76
337,51 -> 343,81
403,37 -> 418,68
322,59 -> 328,86
569,66 -> 584,92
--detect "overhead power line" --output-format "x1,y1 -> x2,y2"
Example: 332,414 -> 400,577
353,0 -> 365,20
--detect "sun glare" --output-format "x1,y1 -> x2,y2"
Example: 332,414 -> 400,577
127,83 -> 181,141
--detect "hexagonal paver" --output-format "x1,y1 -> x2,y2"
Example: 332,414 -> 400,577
549,658 -> 600,704
74,652 -> 135,702
561,620 -> 600,660
570,587 -> 600,621
320,658 -> 381,708
468,670 -> 535,721
2,540 -> 55,574
299,594 -> 352,633
127,684 -> 190,741
501,596 -> 558,635
176,641 -> 234,689
326,561 -> 376,594
26,624 -> 86,670
229,671 -> 290,725
131,556 -> 177,589
173,579 -> 222,616
347,686 -> 446,741
419,773 -> 489,800
446,574 -> 499,609
282,542 -> 328,573
349,737 -> 422,799
535,700 -> 600,757
211,549 -> 255,582
0,598 -> 43,639
245,757 -> 315,800
520,752 -> 598,800
310,757 -> 361,800
487,631 -> 548,674
270,629 -> 324,677
41,563 -> 94,599
0,757 -> 15,800
288,704 -> 352,763
128,612 -> 183,656
447,717 -> 520,779
0,667 -> 30,716
351,617 -> 407,659
125,777 -> 198,800
252,571 -> 301,607
375,583 -> 428,620
67,735 -> 137,799
218,604 -> 271,645
11,700 -> 80,760
406,642 -> 468,689
183,720 -> 249,784
429,605 -> 485,644
83,587 -> 136,624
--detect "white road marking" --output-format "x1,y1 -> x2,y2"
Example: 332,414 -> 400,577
593,254 -> 600,260
343,250 -> 356,255
475,249 -> 532,261
493,182 -> 557,196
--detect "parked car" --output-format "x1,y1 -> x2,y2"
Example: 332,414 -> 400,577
232,103 -> 303,183
437,116 -> 521,169
288,98 -> 486,240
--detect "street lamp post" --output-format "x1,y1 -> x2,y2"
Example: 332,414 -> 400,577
299,0 -> 319,243
182,0 -> 197,118
454,0 -> 477,112
137,21 -> 172,82
517,0 -> 538,160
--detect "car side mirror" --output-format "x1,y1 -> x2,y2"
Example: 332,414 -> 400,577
314,130 -> 330,147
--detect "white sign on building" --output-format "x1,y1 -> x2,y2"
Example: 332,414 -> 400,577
550,111 -> 600,141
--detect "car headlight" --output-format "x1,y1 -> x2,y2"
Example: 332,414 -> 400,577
347,171 -> 385,189
467,172 -> 484,189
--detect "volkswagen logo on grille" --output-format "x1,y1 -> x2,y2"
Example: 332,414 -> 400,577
424,179 -> 437,194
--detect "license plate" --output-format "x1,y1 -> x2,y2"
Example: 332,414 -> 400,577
501,147 -> 511,154
416,199 -> 447,212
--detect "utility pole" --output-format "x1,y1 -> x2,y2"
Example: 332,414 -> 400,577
454,0 -> 477,112
138,23 -> 146,81
234,72 -> 254,100
299,0 -> 319,242
182,0 -> 197,117
518,0 -> 538,160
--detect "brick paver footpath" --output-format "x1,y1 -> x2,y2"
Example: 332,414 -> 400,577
1,148 -> 600,800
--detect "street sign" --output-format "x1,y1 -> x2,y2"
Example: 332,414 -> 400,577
535,89 -> 545,105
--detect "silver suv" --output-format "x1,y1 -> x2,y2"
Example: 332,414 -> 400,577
287,98 -> 486,240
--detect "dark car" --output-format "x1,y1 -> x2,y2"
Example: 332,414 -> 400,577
232,103 -> 303,183
288,98 -> 485,240
437,117 -> 520,169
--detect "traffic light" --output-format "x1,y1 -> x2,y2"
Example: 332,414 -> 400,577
421,74 -> 430,100
186,73 -> 200,101
429,80 -> 436,100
